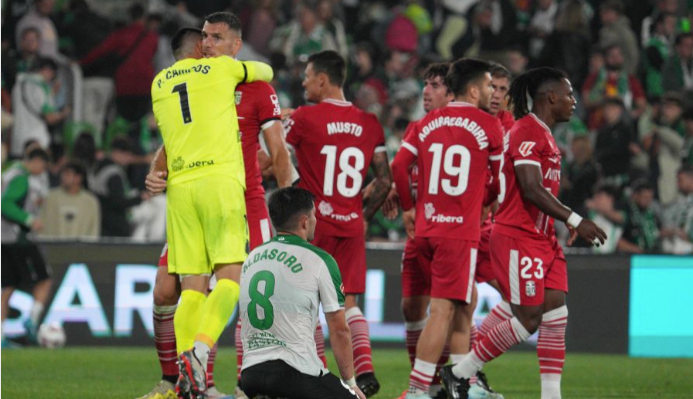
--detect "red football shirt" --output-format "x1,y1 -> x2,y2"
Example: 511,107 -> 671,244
236,81 -> 282,199
392,102 -> 503,240
494,113 -> 563,239
285,99 -> 386,237
402,122 -> 420,201
496,109 -> 515,133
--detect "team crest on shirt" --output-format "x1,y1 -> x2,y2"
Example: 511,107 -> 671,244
424,203 -> 436,220
172,157 -> 185,172
525,281 -> 536,297
318,200 -> 334,216
235,91 -> 242,105
519,141 -> 536,157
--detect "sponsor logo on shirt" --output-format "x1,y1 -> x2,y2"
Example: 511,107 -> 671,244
519,141 -> 536,157
424,202 -> 464,224
270,94 -> 281,116
318,200 -> 359,222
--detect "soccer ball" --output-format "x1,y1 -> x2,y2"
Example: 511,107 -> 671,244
37,323 -> 66,349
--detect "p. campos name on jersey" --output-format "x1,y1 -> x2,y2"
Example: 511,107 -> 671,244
243,248 -> 304,274
430,214 -> 464,223
155,64 -> 211,88
418,116 -> 489,150
327,122 -> 363,137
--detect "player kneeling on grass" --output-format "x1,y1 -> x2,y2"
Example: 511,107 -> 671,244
239,187 -> 366,399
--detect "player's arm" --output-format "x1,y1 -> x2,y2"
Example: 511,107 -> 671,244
261,122 -> 293,188
324,311 -> 356,383
362,150 -> 392,221
515,164 -> 607,246
1,175 -> 36,228
391,145 -> 418,239
242,61 -> 274,84
145,145 -> 168,196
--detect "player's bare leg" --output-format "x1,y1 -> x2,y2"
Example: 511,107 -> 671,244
344,294 -> 380,397
23,278 -> 52,343
537,289 -> 568,399
176,263 -> 242,398
407,298 -> 459,397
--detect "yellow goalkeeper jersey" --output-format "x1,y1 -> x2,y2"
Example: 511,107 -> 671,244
151,56 -> 273,187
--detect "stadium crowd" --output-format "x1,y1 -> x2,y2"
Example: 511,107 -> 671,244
2,0 -> 693,255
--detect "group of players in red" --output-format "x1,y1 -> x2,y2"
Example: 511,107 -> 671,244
142,15 -> 607,399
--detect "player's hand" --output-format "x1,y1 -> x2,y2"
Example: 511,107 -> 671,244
352,386 -> 367,399
575,219 -> 607,247
145,171 -> 168,196
281,107 -> 294,121
382,186 -> 399,220
402,208 -> 415,240
566,225 -> 578,246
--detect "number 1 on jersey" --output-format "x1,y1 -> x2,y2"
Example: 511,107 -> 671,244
172,83 -> 192,124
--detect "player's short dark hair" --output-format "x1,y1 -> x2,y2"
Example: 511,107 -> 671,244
128,3 -> 145,21
307,50 -> 346,87
422,63 -> 450,82
205,11 -> 242,37
63,160 -> 87,180
25,147 -> 49,162
269,187 -> 315,232
507,67 -> 568,119
445,58 -> 492,98
170,27 -> 202,59
490,62 -> 511,80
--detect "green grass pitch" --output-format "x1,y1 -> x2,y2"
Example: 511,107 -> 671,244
2,348 -> 693,398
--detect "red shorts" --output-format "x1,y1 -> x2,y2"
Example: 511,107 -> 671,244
414,236 -> 478,303
401,238 -> 430,297
312,232 -> 366,294
475,226 -> 495,283
158,195 -> 273,267
490,229 -> 568,307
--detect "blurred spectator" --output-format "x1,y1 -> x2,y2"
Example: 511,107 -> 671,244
561,135 -> 599,218
2,27 -> 42,90
536,0 -> 592,91
39,161 -> 100,239
683,108 -> 693,166
618,179 -> 661,254
598,0 -> 639,74
503,46 -> 529,76
582,45 -> 646,129
594,98 -> 633,190
641,0 -> 681,45
661,165 -> 693,253
72,132 -> 99,179
61,0 -> 112,59
91,138 -> 144,237
584,184 -> 624,253
14,0 -> 65,62
10,58 -> 70,158
46,142 -> 66,187
434,0 -> 481,60
475,0 -> 518,62
527,0 -> 558,61
281,1 -> 337,66
642,12 -> 677,98
639,92 -> 685,204
384,8 -> 419,54
246,0 -> 280,58
80,3 -> 158,123
662,33 -> 693,95
317,0 -> 348,59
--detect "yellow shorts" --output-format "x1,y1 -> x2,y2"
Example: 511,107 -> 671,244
166,175 -> 248,275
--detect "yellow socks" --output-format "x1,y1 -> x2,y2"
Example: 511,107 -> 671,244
195,278 -> 240,348
174,289 -> 205,354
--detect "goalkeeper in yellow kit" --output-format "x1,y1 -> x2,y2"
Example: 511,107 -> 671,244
151,27 -> 273,399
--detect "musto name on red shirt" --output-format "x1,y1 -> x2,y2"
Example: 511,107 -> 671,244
327,122 -> 363,137
418,116 -> 489,149
318,200 -> 359,222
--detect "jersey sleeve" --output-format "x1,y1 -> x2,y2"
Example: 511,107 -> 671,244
284,107 -> 304,147
369,114 -> 387,154
1,175 -> 31,226
508,124 -> 545,168
256,83 -> 282,129
318,253 -> 345,313
485,117 -> 505,204
242,60 -> 274,84
392,124 -> 419,211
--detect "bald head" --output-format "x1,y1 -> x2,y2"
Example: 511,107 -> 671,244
171,28 -> 203,61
